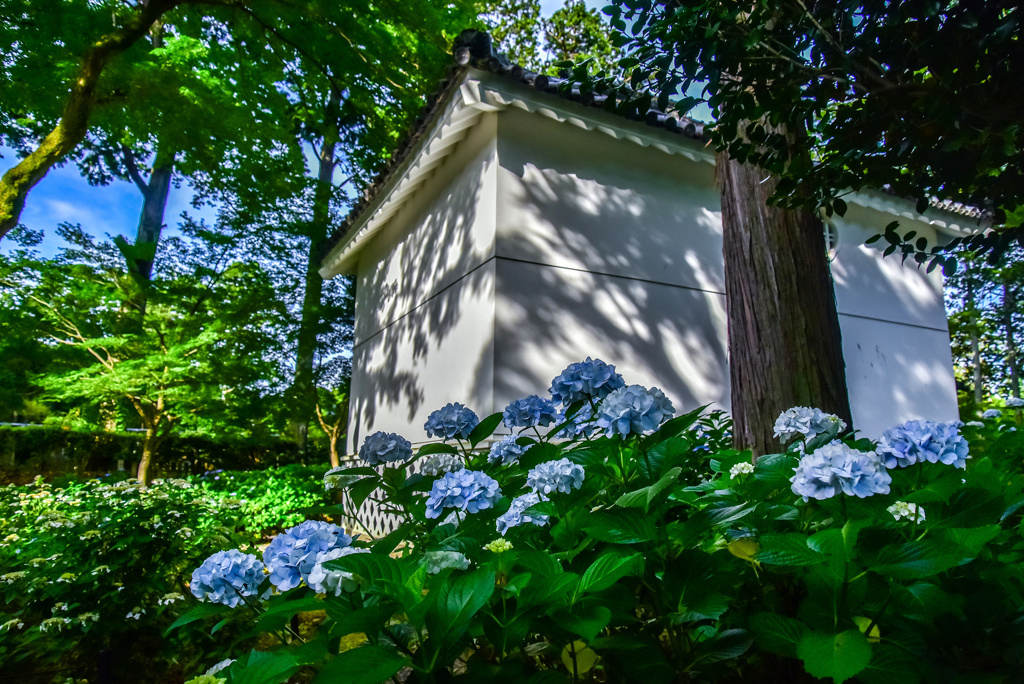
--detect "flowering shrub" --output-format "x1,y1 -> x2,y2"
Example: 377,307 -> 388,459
189,463 -> 333,534
177,359 -> 1024,684
0,476 -> 253,681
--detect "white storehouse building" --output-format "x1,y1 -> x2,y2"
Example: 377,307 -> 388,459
319,37 -> 973,453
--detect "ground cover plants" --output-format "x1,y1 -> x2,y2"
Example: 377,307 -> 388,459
0,475 -> 256,682
178,359 -> 1024,683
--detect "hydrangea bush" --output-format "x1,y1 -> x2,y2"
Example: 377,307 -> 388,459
175,359 -> 1024,684
0,476 -> 253,681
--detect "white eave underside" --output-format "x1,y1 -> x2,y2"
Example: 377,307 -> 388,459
319,69 -> 979,279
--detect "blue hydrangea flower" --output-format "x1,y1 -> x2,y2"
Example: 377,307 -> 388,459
424,470 -> 502,519
359,431 -> 413,466
503,395 -> 559,429
982,408 -> 1002,419
496,492 -> 549,536
526,458 -> 585,495
549,357 -> 626,406
306,546 -> 370,596
595,385 -> 675,438
555,403 -> 600,439
875,420 -> 970,469
262,520 -> 352,591
424,403 -> 480,441
190,549 -> 264,607
488,435 -> 532,465
1006,397 -> 1024,409
773,407 -> 847,444
422,550 -> 471,574
791,441 -> 891,501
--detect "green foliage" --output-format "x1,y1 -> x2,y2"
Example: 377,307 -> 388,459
574,1 -> 1023,265
189,392 -> 1024,683
189,464 -> 334,535
0,476 -> 255,681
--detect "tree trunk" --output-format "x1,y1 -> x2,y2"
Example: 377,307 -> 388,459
1004,281 -> 1020,399
967,278 -> 983,405
290,91 -> 342,449
137,427 -> 157,484
131,146 -> 175,280
717,152 -> 853,456
0,0 -> 181,239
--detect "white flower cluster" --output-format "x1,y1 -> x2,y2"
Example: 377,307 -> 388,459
729,462 -> 754,478
421,454 -> 465,477
126,607 -> 146,620
158,592 -> 184,606
888,501 -> 926,522
422,550 -> 471,574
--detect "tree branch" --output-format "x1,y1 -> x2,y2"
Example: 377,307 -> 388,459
122,145 -> 150,194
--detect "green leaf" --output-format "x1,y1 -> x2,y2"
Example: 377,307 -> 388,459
748,613 -> 808,658
469,412 -> 503,447
693,628 -> 752,665
578,550 -> 644,596
931,488 -> 1004,529
614,467 -> 681,511
832,198 -> 847,217
434,568 -> 496,641
518,572 -> 578,610
348,477 -> 380,511
311,644 -> 407,684
515,550 -> 563,578
796,630 -> 872,684
582,509 -> 656,544
323,552 -> 407,588
753,453 -> 799,488
641,404 -> 708,449
254,596 -> 324,632
418,443 -> 459,456
755,533 -> 828,566
557,604 -> 612,642
870,540 -> 969,579
325,601 -> 398,639
162,602 -> 230,636
227,649 -> 299,684
853,643 -> 922,684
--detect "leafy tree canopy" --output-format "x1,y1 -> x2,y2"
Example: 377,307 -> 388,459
570,0 -> 1022,264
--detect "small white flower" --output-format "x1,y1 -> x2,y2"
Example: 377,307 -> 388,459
729,462 -> 754,478
888,501 -> 925,522
965,421 -> 985,427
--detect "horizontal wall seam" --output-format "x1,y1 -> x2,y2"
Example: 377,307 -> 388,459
837,311 -> 949,333
353,254 -> 498,350
494,255 -> 728,296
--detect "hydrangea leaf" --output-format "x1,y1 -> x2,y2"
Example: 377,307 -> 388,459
869,540 -> 971,580
228,649 -> 300,684
162,603 -> 229,636
418,443 -> 460,456
469,412 -> 503,448
930,488 -> 1004,529
754,533 -> 828,566
899,582 -> 966,622
639,404 -> 708,450
937,525 -> 1001,553
433,568 -> 497,642
322,552 -> 407,589
692,628 -> 753,665
310,644 -> 407,684
752,453 -> 799,487
324,601 -> 399,641
852,643 -> 922,684
582,509 -> 657,544
748,612 -> 808,658
614,467 -> 681,511
577,550 -> 644,597
517,572 -> 579,610
555,604 -> 612,642
796,629 -> 872,683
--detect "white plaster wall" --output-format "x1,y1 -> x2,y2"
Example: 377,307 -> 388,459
342,91 -> 958,449
346,114 -> 499,451
347,263 -> 496,453
354,113 -> 498,344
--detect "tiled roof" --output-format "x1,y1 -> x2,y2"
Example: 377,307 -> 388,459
319,30 -> 708,262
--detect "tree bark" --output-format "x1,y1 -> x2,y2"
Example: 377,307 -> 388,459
0,0 -> 182,240
1003,280 -> 1020,399
290,91 -> 342,450
125,143 -> 175,280
967,277 -> 983,405
717,152 -> 853,456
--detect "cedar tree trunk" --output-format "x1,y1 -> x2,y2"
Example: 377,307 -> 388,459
1004,281 -> 1020,399
718,152 -> 853,456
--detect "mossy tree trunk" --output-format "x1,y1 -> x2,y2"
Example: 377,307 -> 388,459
0,0 -> 182,240
718,152 -> 853,457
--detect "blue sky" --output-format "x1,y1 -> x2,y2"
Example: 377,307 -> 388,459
0,0 -> 615,259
